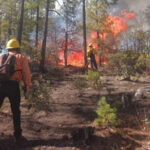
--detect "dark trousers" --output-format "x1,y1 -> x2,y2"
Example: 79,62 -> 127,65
0,81 -> 22,138
89,58 -> 97,70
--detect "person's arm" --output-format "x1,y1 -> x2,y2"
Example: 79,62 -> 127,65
93,48 -> 97,55
87,49 -> 90,57
22,57 -> 31,90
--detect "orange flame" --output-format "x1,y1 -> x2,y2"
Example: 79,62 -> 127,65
90,15 -> 128,43
89,11 -> 135,66
58,51 -> 84,66
89,15 -> 128,65
58,38 -> 84,66
121,10 -> 136,19
107,15 -> 127,37
58,11 -> 135,67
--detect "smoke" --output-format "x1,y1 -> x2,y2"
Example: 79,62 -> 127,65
122,0 -> 150,12
112,0 -> 150,13
110,0 -> 150,30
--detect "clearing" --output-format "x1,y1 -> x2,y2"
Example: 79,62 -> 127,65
0,65 -> 150,150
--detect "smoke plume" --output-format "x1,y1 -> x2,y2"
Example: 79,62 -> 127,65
113,0 -> 150,13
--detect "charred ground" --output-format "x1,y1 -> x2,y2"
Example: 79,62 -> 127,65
0,65 -> 150,150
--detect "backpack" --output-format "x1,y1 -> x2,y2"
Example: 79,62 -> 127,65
0,53 -> 16,81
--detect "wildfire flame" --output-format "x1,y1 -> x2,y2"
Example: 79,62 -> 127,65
107,15 -> 127,37
58,51 -> 84,66
121,10 -> 136,19
57,10 -> 135,67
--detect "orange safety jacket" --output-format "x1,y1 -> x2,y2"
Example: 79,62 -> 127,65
9,51 -> 31,89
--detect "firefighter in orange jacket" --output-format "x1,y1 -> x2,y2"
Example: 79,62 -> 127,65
87,43 -> 98,70
0,39 -> 31,142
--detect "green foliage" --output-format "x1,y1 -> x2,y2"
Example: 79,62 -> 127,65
0,0 -> 19,41
0,0 -> 45,50
135,54 -> 147,73
30,47 -> 41,61
86,0 -> 108,28
108,51 -> 150,76
146,53 -> 150,66
86,0 -> 115,65
94,96 -> 120,127
108,51 -> 139,78
86,70 -> 101,90
61,0 -> 78,32
138,53 -> 150,73
27,75 -> 51,112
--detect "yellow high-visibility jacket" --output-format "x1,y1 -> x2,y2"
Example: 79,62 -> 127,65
87,48 -> 97,60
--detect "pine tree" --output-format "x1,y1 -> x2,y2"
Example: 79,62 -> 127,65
94,96 -> 119,127
86,0 -> 118,66
61,0 -> 78,66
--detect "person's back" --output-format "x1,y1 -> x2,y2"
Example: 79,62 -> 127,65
9,50 -> 31,89
0,39 -> 31,142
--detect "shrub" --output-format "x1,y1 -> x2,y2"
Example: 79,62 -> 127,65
86,70 -> 101,90
135,54 -> 146,73
25,74 -> 51,112
94,97 -> 120,127
108,51 -> 139,79
146,53 -> 150,65
145,53 -> 150,73
107,52 -> 125,75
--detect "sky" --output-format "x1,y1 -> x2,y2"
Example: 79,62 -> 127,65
55,0 -> 63,10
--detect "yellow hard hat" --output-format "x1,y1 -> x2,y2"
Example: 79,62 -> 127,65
88,43 -> 92,47
6,39 -> 20,49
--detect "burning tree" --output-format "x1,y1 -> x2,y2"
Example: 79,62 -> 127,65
86,0 -> 110,66
58,36 -> 84,66
86,0 -> 137,66
86,0 -> 119,66
60,0 -> 79,66
56,8 -> 136,67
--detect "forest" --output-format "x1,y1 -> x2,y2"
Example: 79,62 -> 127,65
1,0 -> 150,150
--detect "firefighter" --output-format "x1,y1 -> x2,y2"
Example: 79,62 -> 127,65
87,43 -> 98,70
0,39 -> 31,142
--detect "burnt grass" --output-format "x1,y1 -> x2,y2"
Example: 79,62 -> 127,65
0,65 -> 150,150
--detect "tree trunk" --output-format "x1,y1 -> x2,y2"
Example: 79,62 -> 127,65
8,8 -> 13,39
82,0 -> 87,69
35,5 -> 39,47
97,31 -> 101,66
40,0 -> 50,72
64,0 -> 69,67
54,26 -> 57,51
17,0 -> 24,44
96,1 -> 100,68
64,31 -> 68,66
0,17 -> 1,41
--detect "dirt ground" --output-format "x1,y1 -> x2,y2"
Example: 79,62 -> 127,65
1,65 -> 150,150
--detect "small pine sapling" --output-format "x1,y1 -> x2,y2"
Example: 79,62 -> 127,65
86,70 -> 101,90
94,96 -> 120,127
